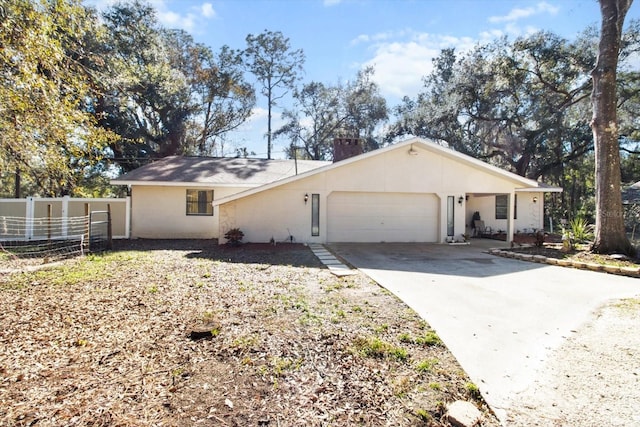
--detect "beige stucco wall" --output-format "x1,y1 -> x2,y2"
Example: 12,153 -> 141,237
219,144 -> 535,244
515,192 -> 545,232
131,185 -> 245,239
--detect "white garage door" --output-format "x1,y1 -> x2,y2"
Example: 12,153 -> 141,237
327,192 -> 439,242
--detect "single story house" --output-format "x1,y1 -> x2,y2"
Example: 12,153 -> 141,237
112,137 -> 562,244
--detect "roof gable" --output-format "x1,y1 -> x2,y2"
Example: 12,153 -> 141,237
111,156 -> 331,187
213,137 -> 562,206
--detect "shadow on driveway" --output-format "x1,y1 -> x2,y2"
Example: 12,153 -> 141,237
329,240 -> 545,278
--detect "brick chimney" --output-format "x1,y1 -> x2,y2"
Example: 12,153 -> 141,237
332,137 -> 363,162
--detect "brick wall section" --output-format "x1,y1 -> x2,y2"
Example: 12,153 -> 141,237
333,137 -> 363,162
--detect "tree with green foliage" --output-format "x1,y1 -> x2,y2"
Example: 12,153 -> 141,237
591,0 -> 635,255
94,1 -> 255,171
275,67 -> 388,160
621,147 -> 640,182
185,44 -> 255,156
244,30 -> 305,159
275,81 -> 341,160
389,24 -> 640,230
389,32 -> 596,180
340,67 -> 389,152
0,0 -> 117,197
97,1 -> 195,171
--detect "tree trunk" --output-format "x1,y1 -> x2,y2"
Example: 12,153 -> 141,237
267,83 -> 273,160
14,167 -> 20,199
591,0 -> 635,255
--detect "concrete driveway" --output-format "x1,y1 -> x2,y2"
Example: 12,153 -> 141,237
328,241 -> 640,423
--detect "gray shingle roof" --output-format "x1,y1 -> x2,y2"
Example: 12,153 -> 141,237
111,156 -> 331,186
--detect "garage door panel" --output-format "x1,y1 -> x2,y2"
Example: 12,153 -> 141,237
327,192 -> 438,242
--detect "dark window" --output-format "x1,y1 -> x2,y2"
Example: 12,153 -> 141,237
311,194 -> 320,236
514,194 -> 518,220
495,195 -> 508,220
186,190 -> 213,216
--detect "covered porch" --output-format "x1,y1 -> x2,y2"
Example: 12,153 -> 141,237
462,188 -> 560,244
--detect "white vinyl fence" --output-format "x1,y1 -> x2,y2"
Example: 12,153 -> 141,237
0,196 -> 130,241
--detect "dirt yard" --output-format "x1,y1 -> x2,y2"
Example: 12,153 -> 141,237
0,240 -> 499,426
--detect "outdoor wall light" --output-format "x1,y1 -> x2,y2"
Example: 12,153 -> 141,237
458,196 -> 464,205
304,193 -> 309,204
408,145 -> 419,155
533,196 -> 538,203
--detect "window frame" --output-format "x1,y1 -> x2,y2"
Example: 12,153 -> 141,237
186,189 -> 214,216
495,194 -> 508,220
311,194 -> 320,236
446,196 -> 455,237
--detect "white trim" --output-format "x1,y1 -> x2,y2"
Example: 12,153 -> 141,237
214,138 -> 562,207
111,180 -> 258,188
124,196 -> 131,239
26,196 -> 34,239
515,187 -> 562,193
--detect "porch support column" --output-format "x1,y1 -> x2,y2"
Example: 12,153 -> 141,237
435,192 -> 446,243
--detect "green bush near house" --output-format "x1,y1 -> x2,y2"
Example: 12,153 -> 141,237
224,228 -> 244,246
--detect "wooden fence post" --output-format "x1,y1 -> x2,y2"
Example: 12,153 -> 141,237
107,204 -> 113,250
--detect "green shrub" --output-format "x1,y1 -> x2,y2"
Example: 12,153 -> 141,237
569,217 -> 594,243
465,382 -> 482,400
224,228 -> 244,246
416,331 -> 442,347
416,358 -> 439,373
354,336 -> 408,361
415,408 -> 432,422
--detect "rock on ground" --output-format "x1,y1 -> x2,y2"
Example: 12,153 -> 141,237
447,400 -> 482,427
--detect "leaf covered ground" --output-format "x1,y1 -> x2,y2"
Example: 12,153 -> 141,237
507,242 -> 640,268
0,240 -> 499,426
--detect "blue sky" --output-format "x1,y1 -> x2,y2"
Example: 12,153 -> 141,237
90,0 -> 640,158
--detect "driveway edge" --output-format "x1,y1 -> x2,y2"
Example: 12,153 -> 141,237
488,248 -> 640,278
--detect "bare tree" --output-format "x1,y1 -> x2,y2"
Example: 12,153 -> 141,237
591,0 -> 636,255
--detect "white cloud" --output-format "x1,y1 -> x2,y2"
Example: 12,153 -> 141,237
358,31 -> 477,100
158,9 -> 196,30
122,0 -> 216,32
158,1 -> 218,32
86,0 -> 216,32
350,30 -> 409,46
481,2 -> 560,39
249,107 -> 269,122
364,42 -> 436,98
489,1 -> 559,23
201,3 -> 216,18
351,34 -> 371,46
